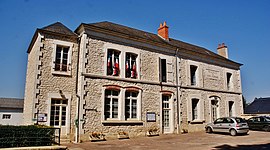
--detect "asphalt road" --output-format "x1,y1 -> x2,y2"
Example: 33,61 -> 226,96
65,130 -> 270,150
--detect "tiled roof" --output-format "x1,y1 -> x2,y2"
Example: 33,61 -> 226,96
86,21 -> 240,66
40,22 -> 77,36
0,98 -> 24,109
245,97 -> 270,114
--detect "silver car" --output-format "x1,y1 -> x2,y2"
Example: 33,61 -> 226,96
205,117 -> 249,136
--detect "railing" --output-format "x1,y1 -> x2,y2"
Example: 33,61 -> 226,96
0,127 -> 60,148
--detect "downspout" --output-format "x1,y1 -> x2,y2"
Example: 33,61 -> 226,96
175,48 -> 180,134
75,35 -> 81,143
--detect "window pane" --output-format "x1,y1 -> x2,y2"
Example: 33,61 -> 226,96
104,98 -> 110,119
161,59 -> 167,82
125,99 -> 130,119
112,98 -> 118,118
131,100 -> 137,118
112,90 -> 119,96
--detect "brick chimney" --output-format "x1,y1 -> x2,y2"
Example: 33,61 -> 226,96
217,43 -> 228,58
158,21 -> 169,40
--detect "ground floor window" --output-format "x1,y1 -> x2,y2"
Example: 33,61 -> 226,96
104,90 -> 120,120
192,99 -> 199,121
125,91 -> 138,119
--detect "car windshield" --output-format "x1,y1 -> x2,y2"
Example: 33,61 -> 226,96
235,117 -> 246,123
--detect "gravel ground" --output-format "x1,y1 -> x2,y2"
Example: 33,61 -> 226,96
64,130 -> 270,150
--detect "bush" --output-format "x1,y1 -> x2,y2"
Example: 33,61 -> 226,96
0,125 -> 58,148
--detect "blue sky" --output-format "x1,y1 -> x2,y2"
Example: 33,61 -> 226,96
0,0 -> 269,102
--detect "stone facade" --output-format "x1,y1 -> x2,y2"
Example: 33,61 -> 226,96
23,21 -> 243,142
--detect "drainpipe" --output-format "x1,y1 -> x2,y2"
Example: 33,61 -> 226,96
175,48 -> 180,134
75,34 -> 81,143
75,94 -> 80,143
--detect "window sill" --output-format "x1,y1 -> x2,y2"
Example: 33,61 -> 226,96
52,71 -> 71,76
102,120 -> 143,125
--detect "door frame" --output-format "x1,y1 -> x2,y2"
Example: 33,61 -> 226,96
160,92 -> 174,134
47,92 -> 71,136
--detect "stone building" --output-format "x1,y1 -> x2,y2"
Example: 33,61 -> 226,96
23,21 -> 243,141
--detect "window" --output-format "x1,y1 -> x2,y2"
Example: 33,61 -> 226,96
125,91 -> 138,119
160,59 -> 167,82
126,53 -> 137,78
228,101 -> 234,117
54,45 -> 69,72
2,114 -> 11,119
190,65 -> 197,86
104,90 -> 119,120
107,49 -> 120,76
50,99 -> 67,126
226,73 -> 232,90
192,99 -> 199,120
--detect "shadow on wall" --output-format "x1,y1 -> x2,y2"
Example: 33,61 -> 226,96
213,143 -> 270,150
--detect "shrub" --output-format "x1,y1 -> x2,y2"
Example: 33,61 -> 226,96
0,125 -> 58,148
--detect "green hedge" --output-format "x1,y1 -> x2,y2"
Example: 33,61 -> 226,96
0,125 -> 58,148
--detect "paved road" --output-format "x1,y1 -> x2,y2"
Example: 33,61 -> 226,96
64,130 -> 270,150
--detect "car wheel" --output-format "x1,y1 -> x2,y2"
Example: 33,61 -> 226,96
230,129 -> 237,136
206,127 -> 212,133
263,126 -> 270,132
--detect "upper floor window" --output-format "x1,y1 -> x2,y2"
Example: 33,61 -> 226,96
126,53 -> 137,79
160,59 -> 167,82
104,89 -> 119,120
190,65 -> 197,86
51,40 -> 73,76
55,45 -> 69,72
107,49 -> 120,76
2,114 -> 11,119
226,72 -> 232,90
125,91 -> 138,119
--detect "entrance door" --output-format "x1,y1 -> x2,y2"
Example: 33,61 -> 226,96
211,100 -> 218,122
50,99 -> 68,135
162,95 -> 171,133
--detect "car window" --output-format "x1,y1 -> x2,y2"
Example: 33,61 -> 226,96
235,117 -> 246,123
248,117 -> 255,122
214,118 -> 224,124
223,118 -> 234,123
265,117 -> 270,122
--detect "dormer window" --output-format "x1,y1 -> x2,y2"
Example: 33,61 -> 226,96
126,53 -> 137,79
107,49 -> 120,76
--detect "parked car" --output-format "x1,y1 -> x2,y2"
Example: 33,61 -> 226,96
205,117 -> 249,136
247,116 -> 270,131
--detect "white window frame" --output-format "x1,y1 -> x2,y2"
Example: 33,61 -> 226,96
226,72 -> 234,91
103,43 -> 141,79
124,91 -> 139,120
125,52 -> 138,79
51,40 -> 73,76
158,55 -> 173,83
104,89 -> 121,120
187,94 -> 204,122
187,61 -> 201,87
101,86 -> 142,122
